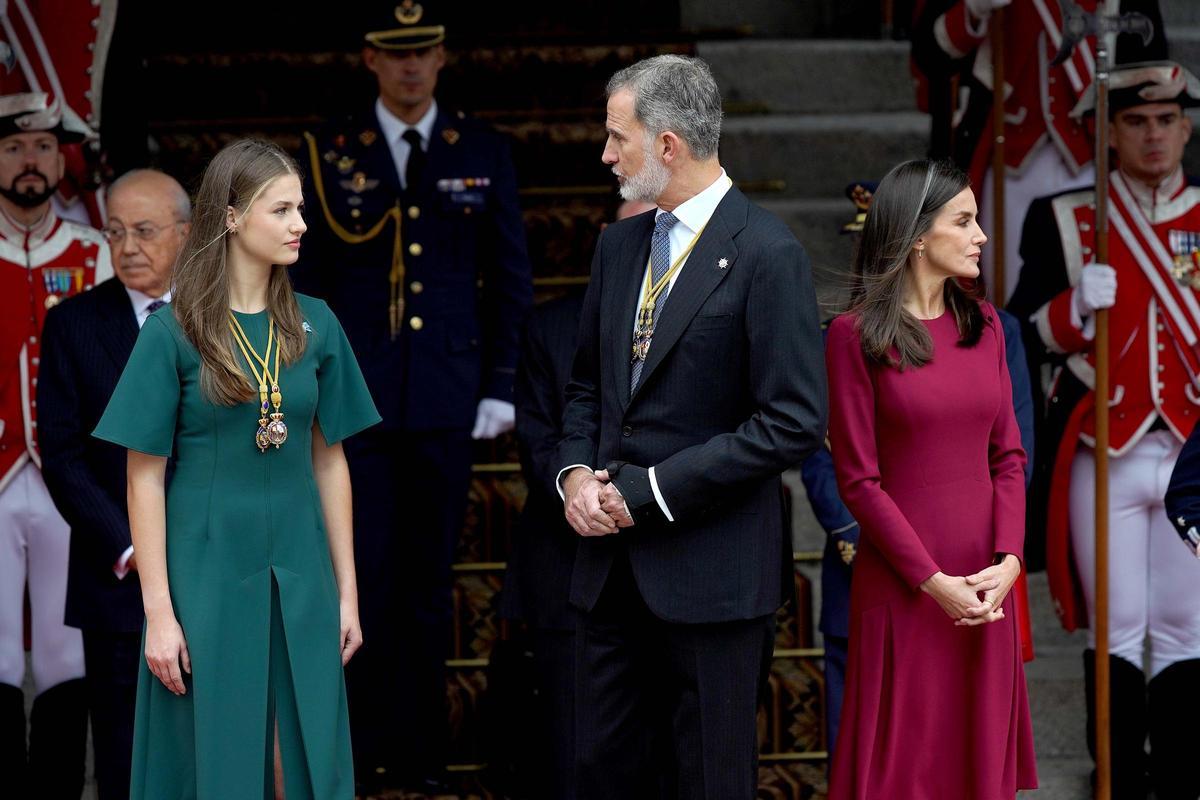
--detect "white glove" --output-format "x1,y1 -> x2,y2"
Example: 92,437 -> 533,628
471,398 -> 515,440
965,0 -> 1011,18
1073,263 -> 1118,317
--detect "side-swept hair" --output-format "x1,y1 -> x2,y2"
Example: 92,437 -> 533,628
172,139 -> 307,405
847,159 -> 984,369
606,55 -> 723,159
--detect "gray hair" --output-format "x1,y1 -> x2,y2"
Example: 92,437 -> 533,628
108,168 -> 191,222
606,55 -> 723,160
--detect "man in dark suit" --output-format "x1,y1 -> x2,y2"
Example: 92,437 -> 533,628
38,169 -> 188,800
558,56 -> 827,799
500,200 -> 653,800
292,4 -> 532,791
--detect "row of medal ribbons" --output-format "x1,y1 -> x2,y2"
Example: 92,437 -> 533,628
43,267 -> 85,308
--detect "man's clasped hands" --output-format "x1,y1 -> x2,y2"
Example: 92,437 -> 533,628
563,467 -> 635,537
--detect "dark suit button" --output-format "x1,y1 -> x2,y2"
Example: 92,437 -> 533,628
621,426 -> 632,437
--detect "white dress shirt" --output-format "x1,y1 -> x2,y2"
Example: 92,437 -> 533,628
560,170 -> 734,522
126,286 -> 172,329
375,97 -> 438,189
631,169 -> 733,335
114,287 -> 171,578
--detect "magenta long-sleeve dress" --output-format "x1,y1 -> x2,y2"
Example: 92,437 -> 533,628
825,304 -> 1037,800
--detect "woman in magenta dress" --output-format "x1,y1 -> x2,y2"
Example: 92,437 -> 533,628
826,159 -> 1037,799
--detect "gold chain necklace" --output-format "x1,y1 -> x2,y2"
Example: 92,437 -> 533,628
631,222 -> 708,364
228,312 -> 288,452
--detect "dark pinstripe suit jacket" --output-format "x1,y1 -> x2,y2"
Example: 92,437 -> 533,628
558,186 -> 828,624
39,277 -> 145,633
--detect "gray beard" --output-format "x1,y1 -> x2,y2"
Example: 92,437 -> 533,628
617,155 -> 670,204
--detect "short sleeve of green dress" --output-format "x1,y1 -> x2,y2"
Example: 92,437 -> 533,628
311,299 -> 381,444
93,313 -> 180,455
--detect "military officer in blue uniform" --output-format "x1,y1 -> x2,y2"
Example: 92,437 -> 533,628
291,3 -> 533,792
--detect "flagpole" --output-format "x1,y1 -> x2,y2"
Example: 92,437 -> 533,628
990,8 -> 1007,307
1092,4 -> 1116,797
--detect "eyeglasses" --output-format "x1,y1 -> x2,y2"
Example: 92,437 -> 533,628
102,221 -> 184,244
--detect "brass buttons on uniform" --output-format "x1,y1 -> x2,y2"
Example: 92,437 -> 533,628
408,206 -> 420,220
409,242 -> 423,257
410,316 -> 424,331
410,281 -> 424,294
350,208 -> 362,218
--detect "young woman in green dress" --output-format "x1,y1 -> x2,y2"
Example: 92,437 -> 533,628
94,139 -> 380,799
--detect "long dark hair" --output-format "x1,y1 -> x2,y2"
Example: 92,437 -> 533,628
847,159 -> 985,369
173,139 -> 307,406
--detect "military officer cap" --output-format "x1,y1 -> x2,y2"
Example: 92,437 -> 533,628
0,92 -> 88,144
364,0 -> 445,50
840,180 -> 877,234
1071,61 -> 1200,119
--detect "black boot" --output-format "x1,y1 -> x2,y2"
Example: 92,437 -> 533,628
1083,649 -> 1148,799
27,678 -> 87,799
1148,658 -> 1200,800
0,683 -> 27,796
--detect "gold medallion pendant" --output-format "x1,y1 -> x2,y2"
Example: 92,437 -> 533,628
266,384 -> 288,447
229,313 -> 287,452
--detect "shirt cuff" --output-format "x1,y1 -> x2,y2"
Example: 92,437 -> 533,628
648,466 -> 674,523
1069,290 -> 1097,341
113,546 -> 135,580
556,464 -> 591,501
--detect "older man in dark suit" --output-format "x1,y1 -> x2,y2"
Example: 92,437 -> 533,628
558,55 -> 827,799
38,169 -> 188,800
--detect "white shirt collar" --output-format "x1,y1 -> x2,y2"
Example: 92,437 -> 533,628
1120,165 -> 1186,216
374,97 -> 439,149
657,168 -> 733,234
125,286 -> 171,320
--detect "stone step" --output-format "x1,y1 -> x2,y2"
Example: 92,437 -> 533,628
722,111 -> 930,200
700,39 -> 916,114
755,197 -> 858,312
1163,0 -> 1200,28
682,0 -> 818,38
1021,759 -> 1093,800
1172,26 -> 1200,74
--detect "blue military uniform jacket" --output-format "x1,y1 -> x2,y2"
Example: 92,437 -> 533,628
293,104 -> 533,431
1167,426 -> 1200,556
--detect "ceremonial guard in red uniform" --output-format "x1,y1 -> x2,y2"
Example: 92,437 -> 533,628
0,0 -> 117,227
1009,62 -> 1200,799
912,0 -> 1166,300
0,92 -> 109,795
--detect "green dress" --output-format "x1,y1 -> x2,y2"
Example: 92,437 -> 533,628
93,294 -> 380,800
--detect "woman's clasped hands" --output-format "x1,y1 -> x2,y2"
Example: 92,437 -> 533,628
919,553 -> 1022,627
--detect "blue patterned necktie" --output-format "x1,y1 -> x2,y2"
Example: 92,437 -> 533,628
630,211 -> 680,394
146,299 -> 167,315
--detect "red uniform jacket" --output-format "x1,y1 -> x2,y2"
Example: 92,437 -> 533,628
914,0 -> 1098,184
0,207 -> 110,492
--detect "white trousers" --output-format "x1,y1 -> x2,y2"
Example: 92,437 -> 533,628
980,141 -> 1096,304
0,462 -> 85,693
1069,431 -> 1200,677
